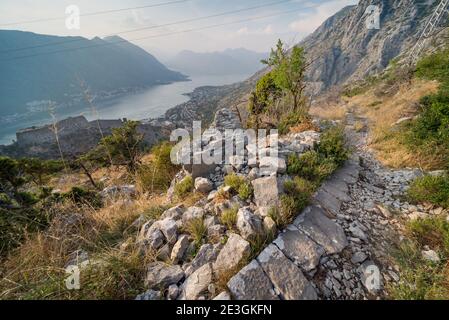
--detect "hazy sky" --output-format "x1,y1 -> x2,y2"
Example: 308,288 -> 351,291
0,0 -> 358,59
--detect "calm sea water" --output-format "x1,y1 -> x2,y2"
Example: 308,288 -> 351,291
0,74 -> 250,145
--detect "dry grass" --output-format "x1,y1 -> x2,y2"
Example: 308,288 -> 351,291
344,79 -> 443,169
309,103 -> 347,121
289,120 -> 320,133
0,194 -> 164,299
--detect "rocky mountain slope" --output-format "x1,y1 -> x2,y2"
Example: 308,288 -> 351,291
300,0 -> 447,92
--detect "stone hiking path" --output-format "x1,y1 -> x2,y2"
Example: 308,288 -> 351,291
227,111 -> 426,300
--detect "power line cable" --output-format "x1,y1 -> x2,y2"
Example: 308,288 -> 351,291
0,0 -> 300,54
0,0 -> 191,27
1,1 -> 331,62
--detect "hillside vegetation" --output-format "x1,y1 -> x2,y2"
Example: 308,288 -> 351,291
330,46 -> 449,300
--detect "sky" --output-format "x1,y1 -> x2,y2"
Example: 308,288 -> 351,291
0,0 -> 359,60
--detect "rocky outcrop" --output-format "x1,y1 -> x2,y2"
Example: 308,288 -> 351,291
300,0 -> 446,92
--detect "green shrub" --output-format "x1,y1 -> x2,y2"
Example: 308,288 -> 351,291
237,183 -> 253,201
390,216 -> 449,299
174,176 -> 193,199
0,193 -> 13,206
270,177 -> 313,227
224,173 -> 245,190
0,206 -> 52,256
390,240 -> 449,299
408,216 -> 449,256
62,187 -> 102,208
278,112 -> 305,135
316,126 -> 349,165
407,175 -> 449,208
220,206 -> 239,230
137,142 -> 181,194
99,120 -> 144,172
416,48 -> 449,86
224,173 -> 252,200
405,48 -> 449,166
16,191 -> 39,206
185,217 -> 207,248
287,151 -> 337,183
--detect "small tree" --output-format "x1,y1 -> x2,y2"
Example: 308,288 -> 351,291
262,39 -> 308,115
0,156 -> 24,195
70,149 -> 109,190
248,72 -> 281,133
100,120 -> 144,173
19,158 -> 63,187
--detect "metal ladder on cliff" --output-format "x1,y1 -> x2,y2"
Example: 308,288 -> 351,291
409,0 -> 449,64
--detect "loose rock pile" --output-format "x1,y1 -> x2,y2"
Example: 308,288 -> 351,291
132,109 -> 448,300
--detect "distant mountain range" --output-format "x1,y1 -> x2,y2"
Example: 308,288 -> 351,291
166,48 -> 268,76
0,31 -> 187,116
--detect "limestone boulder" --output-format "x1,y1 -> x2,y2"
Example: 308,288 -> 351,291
194,177 -> 214,193
182,207 -> 205,224
179,263 -> 213,300
171,235 -> 190,264
273,225 -> 323,271
213,233 -> 251,277
251,176 -> 285,208
294,205 -> 347,255
257,244 -> 317,300
145,262 -> 185,289
236,207 -> 264,240
227,260 -> 279,300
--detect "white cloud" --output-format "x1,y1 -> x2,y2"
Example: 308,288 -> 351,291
237,27 -> 249,35
263,24 -> 274,35
234,24 -> 275,37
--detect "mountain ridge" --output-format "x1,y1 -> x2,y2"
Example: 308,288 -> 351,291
166,48 -> 267,76
0,30 -> 187,116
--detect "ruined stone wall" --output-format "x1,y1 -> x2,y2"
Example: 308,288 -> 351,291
16,116 -> 89,146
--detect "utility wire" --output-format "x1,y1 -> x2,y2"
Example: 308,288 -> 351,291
1,1 -> 331,62
0,0 -> 191,27
0,0 -> 300,54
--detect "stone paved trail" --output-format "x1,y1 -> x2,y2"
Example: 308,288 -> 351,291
227,111 -> 429,300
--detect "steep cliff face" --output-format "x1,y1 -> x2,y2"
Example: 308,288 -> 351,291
301,0 -> 446,92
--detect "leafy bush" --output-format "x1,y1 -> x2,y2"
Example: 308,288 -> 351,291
0,156 -> 25,193
407,175 -> 449,208
416,48 -> 449,87
174,175 -> 193,199
18,158 -> 64,186
224,173 -> 245,190
316,126 -> 349,165
287,151 -> 337,183
278,112 -> 307,135
99,120 -> 144,172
